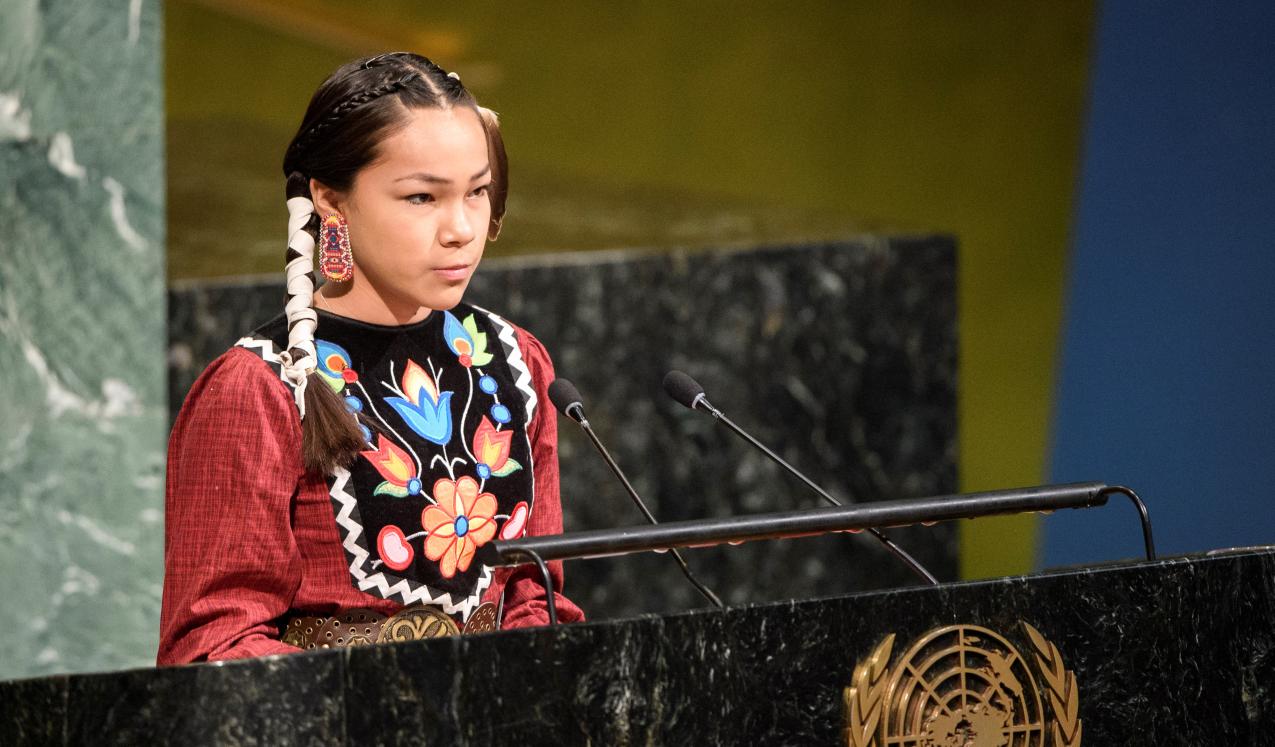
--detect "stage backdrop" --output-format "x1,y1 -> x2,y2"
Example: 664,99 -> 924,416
0,0 -> 166,681
1045,1 -> 1275,564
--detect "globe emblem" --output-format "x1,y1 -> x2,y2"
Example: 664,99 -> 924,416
881,625 -> 1046,747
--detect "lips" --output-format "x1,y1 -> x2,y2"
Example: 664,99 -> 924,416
433,263 -> 473,281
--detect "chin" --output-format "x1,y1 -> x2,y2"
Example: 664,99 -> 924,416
421,284 -> 470,312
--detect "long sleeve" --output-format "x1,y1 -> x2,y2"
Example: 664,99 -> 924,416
494,328 -> 585,629
157,347 -> 306,664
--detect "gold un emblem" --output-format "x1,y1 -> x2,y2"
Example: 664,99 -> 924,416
844,623 -> 1081,747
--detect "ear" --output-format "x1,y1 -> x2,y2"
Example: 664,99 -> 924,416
309,178 -> 346,216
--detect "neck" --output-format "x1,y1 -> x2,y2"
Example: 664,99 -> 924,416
316,279 -> 432,326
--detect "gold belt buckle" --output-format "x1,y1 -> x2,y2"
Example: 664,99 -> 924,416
380,605 -> 460,642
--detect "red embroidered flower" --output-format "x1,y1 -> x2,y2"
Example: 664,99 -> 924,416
360,434 -> 421,497
421,476 -> 498,578
471,416 -> 521,480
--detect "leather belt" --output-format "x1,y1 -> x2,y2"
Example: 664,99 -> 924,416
281,602 -> 500,650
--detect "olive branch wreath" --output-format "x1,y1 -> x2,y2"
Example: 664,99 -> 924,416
1023,622 -> 1083,746
843,634 -> 894,747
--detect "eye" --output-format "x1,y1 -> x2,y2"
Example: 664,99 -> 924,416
468,184 -> 490,199
406,193 -> 435,205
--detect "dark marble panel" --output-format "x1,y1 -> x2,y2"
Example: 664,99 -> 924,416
63,652 -> 344,746
0,675 -> 67,745
168,239 -> 959,621
342,637 -> 463,745
3,550 -> 1273,744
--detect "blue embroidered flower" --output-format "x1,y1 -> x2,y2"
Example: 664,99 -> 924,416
385,359 -> 454,446
443,312 -> 475,366
316,339 -> 356,392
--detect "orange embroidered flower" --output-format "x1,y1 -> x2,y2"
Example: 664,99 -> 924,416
421,476 -> 498,578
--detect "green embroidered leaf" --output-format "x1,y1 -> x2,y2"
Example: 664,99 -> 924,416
373,481 -> 411,497
490,459 -> 522,477
463,314 -> 495,366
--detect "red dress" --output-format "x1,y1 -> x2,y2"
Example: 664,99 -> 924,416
158,305 -> 583,664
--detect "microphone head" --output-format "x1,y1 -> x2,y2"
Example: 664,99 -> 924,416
662,370 -> 706,410
548,378 -> 585,418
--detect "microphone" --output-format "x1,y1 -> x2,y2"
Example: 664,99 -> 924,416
548,378 -> 724,609
662,370 -> 939,586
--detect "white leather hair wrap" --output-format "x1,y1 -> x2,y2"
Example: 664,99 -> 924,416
282,194 -> 320,418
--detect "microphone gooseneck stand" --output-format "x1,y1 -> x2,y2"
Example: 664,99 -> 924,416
549,379 -> 725,609
662,370 -> 940,586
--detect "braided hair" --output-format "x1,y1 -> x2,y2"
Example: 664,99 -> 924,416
280,52 -> 509,474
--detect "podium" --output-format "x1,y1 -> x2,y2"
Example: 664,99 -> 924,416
4,544 -> 1273,744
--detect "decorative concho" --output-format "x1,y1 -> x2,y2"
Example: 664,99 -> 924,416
462,602 -> 500,635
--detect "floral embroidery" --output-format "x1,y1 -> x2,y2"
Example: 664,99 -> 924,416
472,416 -> 522,479
361,434 -> 423,497
316,340 -> 357,391
421,476 -> 498,578
377,525 -> 415,571
385,360 -> 454,445
441,311 -> 497,368
499,500 -> 530,541
232,304 -> 537,609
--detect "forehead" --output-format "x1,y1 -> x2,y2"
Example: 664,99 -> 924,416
365,106 -> 489,179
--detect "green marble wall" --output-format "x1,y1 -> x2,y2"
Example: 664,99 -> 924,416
0,1 -> 165,679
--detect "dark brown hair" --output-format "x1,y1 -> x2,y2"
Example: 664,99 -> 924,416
281,52 -> 508,475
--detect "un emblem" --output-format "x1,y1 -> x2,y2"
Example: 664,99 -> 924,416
844,623 -> 1081,747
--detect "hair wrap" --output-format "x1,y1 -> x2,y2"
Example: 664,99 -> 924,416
281,182 -> 320,418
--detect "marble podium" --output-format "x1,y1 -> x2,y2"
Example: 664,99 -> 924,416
4,546 -> 1273,744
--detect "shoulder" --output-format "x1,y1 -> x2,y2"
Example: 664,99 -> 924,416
461,303 -> 554,383
459,303 -> 552,364
459,304 -> 554,423
176,345 -> 298,427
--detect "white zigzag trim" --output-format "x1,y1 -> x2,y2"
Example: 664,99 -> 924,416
469,305 -> 537,423
235,336 -> 285,375
468,305 -> 538,527
328,469 -> 492,619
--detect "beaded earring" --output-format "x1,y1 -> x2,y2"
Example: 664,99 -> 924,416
319,213 -> 354,282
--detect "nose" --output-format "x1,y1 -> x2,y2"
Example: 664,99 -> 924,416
439,201 -> 476,248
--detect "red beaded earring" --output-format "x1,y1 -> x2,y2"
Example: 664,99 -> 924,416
319,213 -> 354,282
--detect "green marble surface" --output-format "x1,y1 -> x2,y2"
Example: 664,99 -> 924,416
0,0 -> 165,680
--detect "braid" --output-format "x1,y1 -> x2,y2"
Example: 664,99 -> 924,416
281,171 -> 365,474
287,74 -> 419,165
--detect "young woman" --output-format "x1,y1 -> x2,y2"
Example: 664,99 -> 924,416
158,53 -> 583,664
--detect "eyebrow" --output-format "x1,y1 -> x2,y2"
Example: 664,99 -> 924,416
394,165 -> 491,185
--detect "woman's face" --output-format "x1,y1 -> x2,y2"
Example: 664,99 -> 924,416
315,105 -> 493,320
